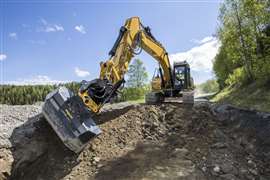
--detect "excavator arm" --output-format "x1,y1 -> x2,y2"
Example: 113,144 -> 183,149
79,17 -> 174,113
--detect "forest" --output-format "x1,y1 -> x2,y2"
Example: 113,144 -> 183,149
213,0 -> 270,88
0,83 -> 149,105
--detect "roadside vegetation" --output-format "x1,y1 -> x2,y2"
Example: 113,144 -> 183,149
196,79 -> 219,94
213,0 -> 270,111
212,83 -> 270,112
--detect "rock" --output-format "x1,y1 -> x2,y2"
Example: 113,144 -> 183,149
155,166 -> 164,170
171,148 -> 189,158
211,142 -> 227,149
213,129 -> 227,140
247,160 -> 253,164
176,171 -> 185,177
213,165 -> 221,173
119,128 -> 126,133
220,174 -> 237,180
202,166 -> 207,172
97,164 -> 103,168
244,173 -> 255,180
220,164 -> 237,174
93,157 -> 101,162
180,134 -> 188,138
249,168 -> 258,176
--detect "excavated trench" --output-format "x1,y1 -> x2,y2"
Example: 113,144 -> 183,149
1,102 -> 270,180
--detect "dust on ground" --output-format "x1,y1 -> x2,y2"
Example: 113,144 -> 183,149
0,101 -> 270,180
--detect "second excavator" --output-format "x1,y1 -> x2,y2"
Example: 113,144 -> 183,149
42,17 -> 194,153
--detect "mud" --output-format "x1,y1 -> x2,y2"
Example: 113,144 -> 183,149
0,102 -> 270,180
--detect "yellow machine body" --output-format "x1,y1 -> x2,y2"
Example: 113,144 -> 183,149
79,17 -> 175,113
43,17 -> 193,153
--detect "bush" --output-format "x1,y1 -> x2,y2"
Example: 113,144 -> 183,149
118,86 -> 150,101
197,79 -> 219,94
225,67 -> 248,86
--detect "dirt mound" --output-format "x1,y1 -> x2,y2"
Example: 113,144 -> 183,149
1,102 -> 270,180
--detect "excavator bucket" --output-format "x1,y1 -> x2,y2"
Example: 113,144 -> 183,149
42,86 -> 101,153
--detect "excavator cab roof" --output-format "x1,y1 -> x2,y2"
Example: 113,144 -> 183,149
173,60 -> 189,68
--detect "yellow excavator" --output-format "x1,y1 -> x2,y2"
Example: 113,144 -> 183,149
42,17 -> 193,153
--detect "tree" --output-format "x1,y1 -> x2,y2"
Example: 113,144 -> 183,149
214,0 -> 270,87
126,59 -> 148,88
198,79 -> 219,93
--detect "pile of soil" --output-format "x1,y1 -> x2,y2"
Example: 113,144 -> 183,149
0,102 -> 270,180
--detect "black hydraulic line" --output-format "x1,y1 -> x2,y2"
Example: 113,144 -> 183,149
159,65 -> 165,88
164,52 -> 174,89
184,67 -> 188,89
143,26 -> 158,43
109,26 -> 127,57
168,66 -> 174,89
102,79 -> 125,105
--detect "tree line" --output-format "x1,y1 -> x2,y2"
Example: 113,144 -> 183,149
214,0 -> 270,88
0,59 -> 149,105
0,83 -> 149,105
0,83 -> 80,105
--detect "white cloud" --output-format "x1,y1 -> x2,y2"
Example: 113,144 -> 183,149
170,36 -> 220,72
191,36 -> 215,45
0,54 -> 7,61
9,32 -> 17,40
169,36 -> 221,84
75,67 -> 90,77
3,75 -> 67,85
75,25 -> 86,34
38,18 -> 64,32
43,24 -> 64,32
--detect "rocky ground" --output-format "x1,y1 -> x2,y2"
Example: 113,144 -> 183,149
0,101 -> 270,180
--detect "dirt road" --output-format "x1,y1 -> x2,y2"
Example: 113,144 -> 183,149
0,102 -> 270,180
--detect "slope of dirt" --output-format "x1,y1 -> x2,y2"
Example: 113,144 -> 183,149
0,102 -> 270,180
212,83 -> 270,112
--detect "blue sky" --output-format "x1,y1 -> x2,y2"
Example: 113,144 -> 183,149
0,0 -> 222,85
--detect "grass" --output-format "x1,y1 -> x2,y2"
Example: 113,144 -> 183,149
127,98 -> 145,104
211,83 -> 270,112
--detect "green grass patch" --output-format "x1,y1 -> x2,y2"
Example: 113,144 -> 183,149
212,83 -> 270,112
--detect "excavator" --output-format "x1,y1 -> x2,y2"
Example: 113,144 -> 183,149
42,17 -> 194,153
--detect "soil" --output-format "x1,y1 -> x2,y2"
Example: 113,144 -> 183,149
0,101 -> 270,180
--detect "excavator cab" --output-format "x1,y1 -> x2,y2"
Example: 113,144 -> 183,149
173,61 -> 192,92
146,60 -> 193,103
150,61 -> 192,96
